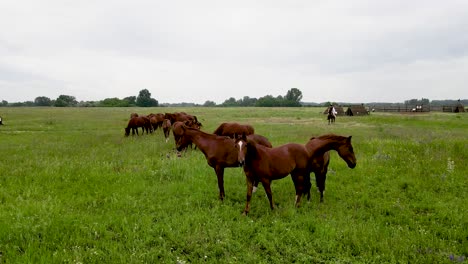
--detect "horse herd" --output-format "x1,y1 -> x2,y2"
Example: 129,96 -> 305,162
125,112 -> 357,215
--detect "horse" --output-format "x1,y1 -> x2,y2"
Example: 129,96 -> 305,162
172,121 -> 200,150
165,112 -> 202,128
162,119 -> 172,142
124,116 -> 152,136
235,133 -> 310,215
305,134 -> 357,202
327,107 -> 336,125
0,116 -> 3,125
176,125 -> 272,201
213,122 -> 255,138
147,113 -> 165,131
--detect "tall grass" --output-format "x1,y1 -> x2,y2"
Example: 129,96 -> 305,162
0,107 -> 466,263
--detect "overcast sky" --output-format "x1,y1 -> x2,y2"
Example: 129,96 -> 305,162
1,1 -> 467,104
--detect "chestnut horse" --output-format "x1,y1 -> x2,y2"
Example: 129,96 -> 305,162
172,121 -> 201,150
213,122 -> 255,138
235,134 -> 310,215
176,125 -> 272,200
162,119 -> 171,142
148,113 -> 165,131
165,112 -> 202,128
124,116 -> 152,136
305,134 -> 356,202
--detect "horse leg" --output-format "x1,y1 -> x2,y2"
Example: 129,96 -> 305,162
304,173 -> 312,201
261,180 -> 274,210
291,173 -> 306,207
315,172 -> 327,203
253,180 -> 259,193
214,166 -> 225,201
242,176 -> 255,215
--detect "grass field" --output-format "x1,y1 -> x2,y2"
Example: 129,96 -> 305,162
0,107 -> 467,263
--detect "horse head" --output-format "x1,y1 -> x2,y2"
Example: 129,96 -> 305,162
175,124 -> 190,151
234,133 -> 248,167
337,136 -> 357,168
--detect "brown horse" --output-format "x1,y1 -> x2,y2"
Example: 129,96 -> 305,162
162,119 -> 172,142
165,112 -> 202,128
305,134 -> 357,202
124,116 -> 152,136
235,134 -> 310,215
147,113 -> 165,131
213,122 -> 255,138
172,121 -> 200,150
176,125 -> 272,200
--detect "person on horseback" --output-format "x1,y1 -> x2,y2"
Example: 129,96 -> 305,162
329,104 -> 337,118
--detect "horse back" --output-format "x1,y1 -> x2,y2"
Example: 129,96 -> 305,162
252,142 -> 309,177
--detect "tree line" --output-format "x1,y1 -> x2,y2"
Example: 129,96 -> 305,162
1,88 -> 465,107
0,88 -> 304,107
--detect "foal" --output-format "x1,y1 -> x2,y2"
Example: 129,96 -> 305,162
235,134 -> 310,215
305,134 -> 357,202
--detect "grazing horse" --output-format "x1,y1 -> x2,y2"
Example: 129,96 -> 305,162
165,112 -> 202,128
172,121 -> 200,150
124,116 -> 152,136
305,134 -> 357,202
0,116 -> 3,125
162,119 -> 172,142
147,113 -> 165,131
213,122 -> 255,138
176,125 -> 272,200
235,134 -> 310,215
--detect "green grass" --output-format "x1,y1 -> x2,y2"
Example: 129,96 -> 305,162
0,107 -> 467,263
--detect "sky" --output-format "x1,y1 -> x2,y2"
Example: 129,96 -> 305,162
1,0 -> 467,104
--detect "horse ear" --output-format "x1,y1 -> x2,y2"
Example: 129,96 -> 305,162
241,132 -> 247,141
347,136 -> 352,142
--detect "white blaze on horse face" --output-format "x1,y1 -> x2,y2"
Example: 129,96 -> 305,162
237,141 -> 244,153
238,140 -> 243,149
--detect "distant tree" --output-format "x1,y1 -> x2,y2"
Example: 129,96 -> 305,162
77,101 -> 99,107
421,98 -> 430,105
284,88 -> 303,107
0,100 -> 8,107
136,89 -> 158,107
256,95 -> 278,107
238,96 -> 257,106
100,97 -> 130,107
54,95 -> 77,107
34,96 -> 52,106
123,96 -> 136,106
203,100 -> 217,107
221,97 -> 238,107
